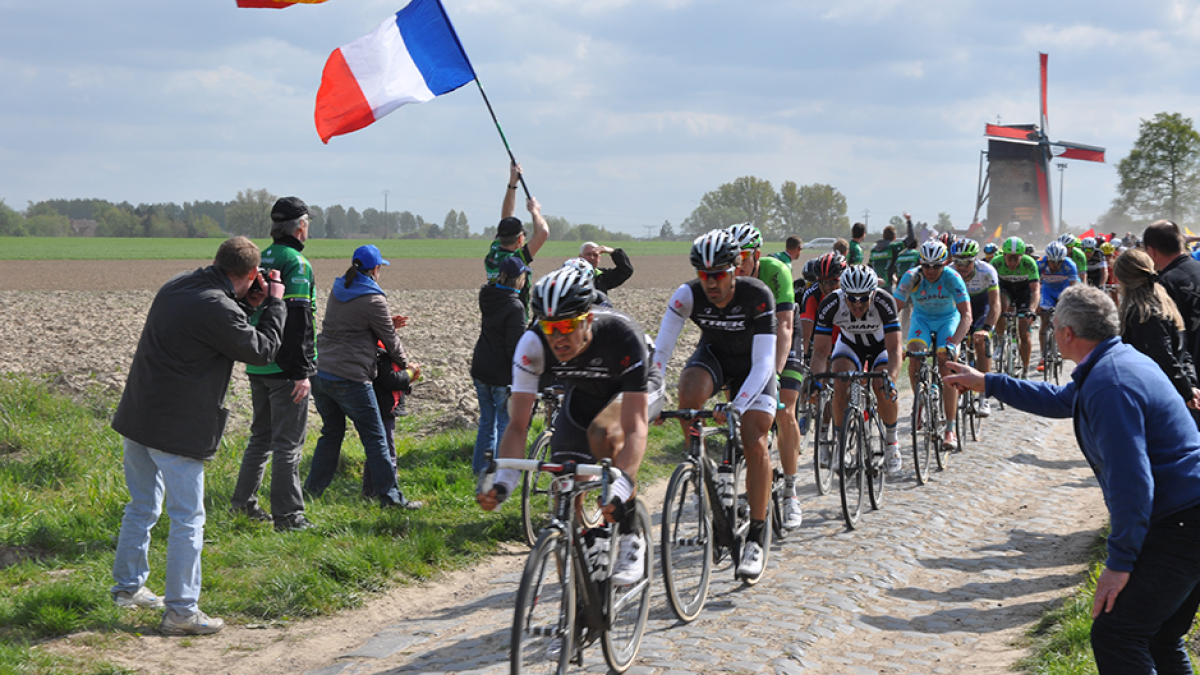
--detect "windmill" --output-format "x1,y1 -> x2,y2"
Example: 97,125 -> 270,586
972,53 -> 1105,240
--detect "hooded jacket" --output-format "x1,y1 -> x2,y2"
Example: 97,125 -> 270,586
315,272 -> 407,383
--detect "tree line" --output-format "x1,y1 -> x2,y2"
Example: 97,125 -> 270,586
674,177 -> 851,241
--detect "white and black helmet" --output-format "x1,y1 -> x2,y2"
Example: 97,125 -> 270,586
1044,240 -> 1068,262
839,265 -> 878,294
690,230 -> 740,270
726,222 -> 763,251
531,267 -> 595,320
918,240 -> 949,265
561,257 -> 594,274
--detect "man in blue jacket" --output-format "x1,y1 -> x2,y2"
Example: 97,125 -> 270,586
945,284 -> 1200,674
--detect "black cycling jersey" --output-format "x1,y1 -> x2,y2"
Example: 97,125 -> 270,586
670,277 -> 776,360
513,309 -> 650,400
814,289 -> 900,351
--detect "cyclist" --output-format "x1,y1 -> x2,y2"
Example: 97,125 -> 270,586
894,240 -> 972,450
810,266 -> 903,474
937,231 -> 957,249
949,238 -> 1000,417
1058,233 -> 1088,284
797,252 -> 848,365
982,242 -> 999,258
1036,241 -> 1078,372
1101,241 -> 1119,303
653,230 -> 778,580
726,224 -> 803,530
1082,237 -> 1108,288
476,267 -> 663,586
991,236 -> 1041,378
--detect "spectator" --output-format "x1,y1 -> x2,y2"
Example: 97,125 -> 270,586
769,236 -> 804,272
363,341 -> 420,496
484,163 -> 550,316
1112,249 -> 1200,410
1142,221 -> 1200,387
833,238 -> 849,257
230,197 -> 318,532
580,241 -> 633,292
945,284 -> 1200,674
110,236 -> 285,635
849,222 -> 867,264
304,245 -> 422,510
470,255 -> 529,475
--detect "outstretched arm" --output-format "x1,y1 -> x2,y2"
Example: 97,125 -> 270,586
526,197 -> 550,257
501,163 -> 522,220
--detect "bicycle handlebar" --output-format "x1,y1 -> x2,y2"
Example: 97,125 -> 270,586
477,454 -> 623,506
810,371 -> 890,382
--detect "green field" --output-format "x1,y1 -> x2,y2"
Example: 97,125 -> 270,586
0,237 -> 731,260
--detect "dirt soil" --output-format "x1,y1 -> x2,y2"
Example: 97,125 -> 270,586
0,256 -> 1107,674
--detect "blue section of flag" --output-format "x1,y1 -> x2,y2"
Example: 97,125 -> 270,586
395,0 -> 475,96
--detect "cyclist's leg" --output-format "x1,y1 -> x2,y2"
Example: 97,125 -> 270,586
996,289 -> 1012,339
935,315 -> 960,425
972,328 -> 991,373
1037,304 -> 1053,361
677,344 -> 721,436
1018,311 -> 1034,370
830,339 -> 861,435
906,313 -> 934,392
741,408 -> 774,524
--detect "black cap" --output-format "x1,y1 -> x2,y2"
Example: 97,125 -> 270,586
497,217 -> 524,237
271,196 -> 309,222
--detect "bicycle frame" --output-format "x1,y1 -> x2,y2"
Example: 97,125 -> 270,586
658,408 -> 743,555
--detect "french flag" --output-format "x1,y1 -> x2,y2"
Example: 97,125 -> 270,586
314,0 -> 475,144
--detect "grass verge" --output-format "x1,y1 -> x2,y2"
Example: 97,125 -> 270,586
0,373 -> 682,674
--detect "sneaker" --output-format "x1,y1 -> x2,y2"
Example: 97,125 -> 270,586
274,515 -> 316,532
1020,365 -> 1028,380
943,431 -> 958,450
977,397 -> 991,418
885,442 -> 903,477
159,609 -> 225,636
736,541 -> 765,579
781,496 -> 803,530
382,497 -> 423,510
231,504 -> 271,522
610,532 -> 646,586
1036,359 -> 1045,372
113,587 -> 164,609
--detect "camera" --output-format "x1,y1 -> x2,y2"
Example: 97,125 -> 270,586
249,267 -> 271,294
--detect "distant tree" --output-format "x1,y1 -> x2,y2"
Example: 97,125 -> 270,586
442,209 -> 472,239
455,210 -> 469,238
544,215 -> 573,240
183,200 -> 228,231
307,205 -> 326,238
363,208 -> 394,238
889,215 -> 904,229
1115,112 -> 1200,224
93,203 -> 139,237
793,183 -> 849,238
190,214 -> 222,238
345,207 -> 363,236
23,203 -> 71,237
326,204 -> 347,239
936,212 -> 954,233
682,176 -> 780,237
426,222 -> 442,238
0,200 -> 27,236
660,220 -> 675,240
397,211 -> 418,236
225,189 -> 276,237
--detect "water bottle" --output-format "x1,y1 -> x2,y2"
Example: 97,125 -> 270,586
716,465 -> 735,509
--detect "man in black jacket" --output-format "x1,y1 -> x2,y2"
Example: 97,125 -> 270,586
581,241 -> 634,292
470,255 -> 529,475
231,197 -> 318,532
1143,220 -> 1200,427
110,236 -> 285,636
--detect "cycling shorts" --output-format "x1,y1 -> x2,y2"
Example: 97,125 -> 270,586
1086,269 -> 1106,287
549,369 -> 665,464
830,336 -> 889,372
969,295 -> 991,331
907,312 -> 960,352
1040,286 -> 1065,310
683,343 -> 778,416
1000,284 -> 1032,312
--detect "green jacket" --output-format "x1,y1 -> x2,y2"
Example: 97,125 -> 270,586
247,236 -> 317,380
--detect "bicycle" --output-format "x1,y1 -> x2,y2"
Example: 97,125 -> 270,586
1041,308 -> 1063,385
907,330 -> 951,485
995,311 -> 1025,380
481,455 -> 653,674
521,385 -> 568,547
807,372 -> 838,496
658,406 -> 781,622
811,370 -> 892,529
957,333 -> 986,442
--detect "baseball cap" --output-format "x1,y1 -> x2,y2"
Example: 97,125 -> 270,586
499,256 -> 531,277
497,217 -> 525,237
352,244 -> 390,269
271,196 -> 309,222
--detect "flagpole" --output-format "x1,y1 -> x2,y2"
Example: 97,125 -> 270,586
473,80 -> 531,200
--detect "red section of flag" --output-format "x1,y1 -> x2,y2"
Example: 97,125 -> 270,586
1081,228 -> 1096,240
314,49 -> 374,144
1057,147 -> 1106,163
236,1 -> 296,7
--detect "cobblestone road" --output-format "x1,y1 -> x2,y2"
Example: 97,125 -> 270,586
300,390 -> 1105,675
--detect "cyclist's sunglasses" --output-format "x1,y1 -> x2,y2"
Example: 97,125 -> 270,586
953,256 -> 974,264
697,267 -> 735,282
846,293 -> 872,304
538,314 -> 588,336
920,263 -> 943,269
818,277 -> 839,287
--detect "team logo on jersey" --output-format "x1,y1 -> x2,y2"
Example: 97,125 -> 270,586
521,355 -> 531,365
620,355 -> 631,368
674,300 -> 683,309
757,303 -> 767,312
590,358 -> 603,366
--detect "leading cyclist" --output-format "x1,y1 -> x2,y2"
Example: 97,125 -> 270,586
949,238 -> 1000,418
990,237 -> 1041,378
476,267 -> 664,586
653,230 -> 778,580
1036,241 -> 1078,372
894,240 -> 972,450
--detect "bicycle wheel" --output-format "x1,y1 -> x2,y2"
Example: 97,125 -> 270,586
933,382 -> 951,470
521,431 -> 554,547
812,388 -> 835,496
1048,333 -> 1061,385
838,407 -> 865,529
603,498 -> 653,673
866,412 -> 885,511
512,528 -> 574,675
660,463 -> 712,623
911,381 -> 932,486
770,468 -> 787,541
967,390 -> 981,441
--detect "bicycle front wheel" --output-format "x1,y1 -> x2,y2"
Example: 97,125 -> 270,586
603,498 -> 654,672
812,388 -> 835,495
911,382 -> 932,486
512,529 -> 574,675
660,463 -> 712,623
521,431 -> 554,547
838,407 -> 865,529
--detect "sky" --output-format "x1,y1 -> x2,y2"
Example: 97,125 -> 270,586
3,0 -> 1200,238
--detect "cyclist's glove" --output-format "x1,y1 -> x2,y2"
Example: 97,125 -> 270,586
487,468 -> 520,506
885,381 -> 898,402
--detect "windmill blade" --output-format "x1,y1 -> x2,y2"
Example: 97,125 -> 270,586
1050,141 -> 1106,163
1040,53 -> 1049,137
984,124 -> 1042,143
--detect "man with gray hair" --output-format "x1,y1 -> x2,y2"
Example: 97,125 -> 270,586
230,196 -> 318,532
945,284 -> 1200,674
580,240 -> 633,292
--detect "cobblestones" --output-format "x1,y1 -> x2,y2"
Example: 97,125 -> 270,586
302,388 -> 1104,675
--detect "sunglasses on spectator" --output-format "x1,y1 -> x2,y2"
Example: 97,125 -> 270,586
846,293 -> 872,304
538,314 -> 588,336
697,268 -> 735,282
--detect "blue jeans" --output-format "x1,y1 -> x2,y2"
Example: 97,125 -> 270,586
1091,505 -> 1200,674
473,380 -> 510,475
305,376 -> 405,506
111,438 -> 205,615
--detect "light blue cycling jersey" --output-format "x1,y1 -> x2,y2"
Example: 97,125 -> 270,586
895,266 -> 970,320
1038,258 -> 1078,306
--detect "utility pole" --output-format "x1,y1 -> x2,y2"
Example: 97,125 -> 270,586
1056,163 -> 1067,235
862,209 -> 870,229
643,225 -> 654,240
382,189 -> 390,239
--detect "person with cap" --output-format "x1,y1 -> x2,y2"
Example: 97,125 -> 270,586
484,163 -> 550,316
469,255 -> 530,475
580,241 -> 634,293
304,245 -> 422,509
230,197 -> 318,532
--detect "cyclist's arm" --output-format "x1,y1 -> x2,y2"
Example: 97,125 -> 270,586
653,284 -> 692,374
615,391 -> 650,481
984,287 -> 1002,329
731,333 -> 777,414
811,334 -> 833,373
951,300 -> 972,346
775,309 -> 793,374
884,331 -> 902,382
1029,281 -> 1041,314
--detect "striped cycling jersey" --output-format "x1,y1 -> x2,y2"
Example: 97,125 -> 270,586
814,289 -> 900,351
1038,258 -> 1078,295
